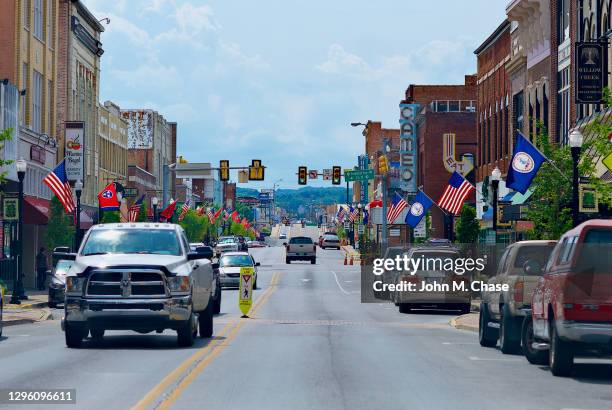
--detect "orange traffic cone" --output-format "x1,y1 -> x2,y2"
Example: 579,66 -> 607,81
344,255 -> 348,265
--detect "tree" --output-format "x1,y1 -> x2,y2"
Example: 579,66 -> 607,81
526,121 -> 611,240
455,205 -> 479,243
136,202 -> 148,222
45,197 -> 75,252
179,209 -> 207,242
101,211 -> 120,223
0,127 -> 14,185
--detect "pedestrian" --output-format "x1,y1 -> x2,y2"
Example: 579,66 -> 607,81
36,247 -> 48,290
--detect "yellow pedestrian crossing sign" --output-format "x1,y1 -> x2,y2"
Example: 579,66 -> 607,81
239,267 -> 255,317
603,152 -> 612,173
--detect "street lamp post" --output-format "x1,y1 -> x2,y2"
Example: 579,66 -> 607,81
569,129 -> 584,228
74,180 -> 83,250
152,196 -> 159,222
491,167 -> 501,236
11,158 -> 27,304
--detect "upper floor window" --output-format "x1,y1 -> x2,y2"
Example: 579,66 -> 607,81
23,0 -> 31,29
33,0 -> 44,40
558,0 -> 570,43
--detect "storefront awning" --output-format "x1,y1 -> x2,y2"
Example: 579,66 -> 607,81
24,196 -> 50,225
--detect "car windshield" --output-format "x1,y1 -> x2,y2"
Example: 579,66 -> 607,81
54,260 -> 73,277
219,255 -> 253,267
81,229 -> 182,256
289,237 -> 313,244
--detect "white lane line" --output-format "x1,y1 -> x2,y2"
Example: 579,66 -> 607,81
468,356 -> 522,362
331,270 -> 351,295
301,279 -> 311,282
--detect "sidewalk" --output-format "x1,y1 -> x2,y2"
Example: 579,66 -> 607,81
2,290 -> 52,327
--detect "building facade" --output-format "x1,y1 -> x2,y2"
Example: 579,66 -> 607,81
97,100 -> 127,195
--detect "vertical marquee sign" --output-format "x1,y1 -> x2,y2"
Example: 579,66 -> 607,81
399,103 -> 420,193
65,121 -> 85,182
575,42 -> 605,104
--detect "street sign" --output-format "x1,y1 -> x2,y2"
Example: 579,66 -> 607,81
603,152 -> 612,173
343,221 -> 350,230
344,169 -> 374,182
239,267 -> 255,317
123,187 -> 138,198
309,170 -> 318,179
413,218 -> 426,238
357,225 -> 365,234
322,169 -> 332,180
389,229 -> 400,237
3,198 -> 18,221
258,192 -> 271,203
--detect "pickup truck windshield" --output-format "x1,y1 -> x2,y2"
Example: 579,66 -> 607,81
219,238 -> 236,244
81,229 -> 182,256
289,237 -> 313,244
219,255 -> 253,267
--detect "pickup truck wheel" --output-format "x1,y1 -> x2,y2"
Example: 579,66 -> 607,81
521,316 -> 548,365
178,314 -> 196,347
65,323 -> 85,348
199,302 -> 214,338
285,258 -> 291,264
398,303 -> 412,314
90,329 -> 105,341
500,304 -> 521,354
549,322 -> 573,376
478,302 -> 498,347
213,285 -> 221,314
459,303 -> 471,315
311,258 -> 316,265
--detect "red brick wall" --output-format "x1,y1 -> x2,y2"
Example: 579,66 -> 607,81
128,148 -> 154,173
0,1 -> 16,83
405,75 -> 477,105
364,121 -> 400,168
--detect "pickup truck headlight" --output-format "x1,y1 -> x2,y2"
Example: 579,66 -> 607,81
168,276 -> 191,294
65,277 -> 86,295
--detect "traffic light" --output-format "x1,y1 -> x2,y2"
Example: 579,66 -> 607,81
378,155 -> 389,174
178,156 -> 188,164
219,160 -> 230,181
249,159 -> 265,181
298,166 -> 307,185
332,166 -> 341,185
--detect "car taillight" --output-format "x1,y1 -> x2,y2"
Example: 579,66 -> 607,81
513,280 -> 524,303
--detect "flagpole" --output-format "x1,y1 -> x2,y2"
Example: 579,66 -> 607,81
417,187 -> 450,216
516,130 -> 571,183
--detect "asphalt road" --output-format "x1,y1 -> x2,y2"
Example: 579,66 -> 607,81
1,246 -> 611,410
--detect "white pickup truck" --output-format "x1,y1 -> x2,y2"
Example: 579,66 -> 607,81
60,223 -> 215,348
285,236 -> 316,264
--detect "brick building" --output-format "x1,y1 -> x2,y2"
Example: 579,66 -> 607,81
406,76 -> 478,238
361,121 -> 400,202
474,20 -> 512,220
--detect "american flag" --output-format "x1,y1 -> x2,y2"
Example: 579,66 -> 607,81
207,208 -> 214,222
387,192 -> 408,223
223,209 -> 231,221
178,200 -> 190,222
348,206 -> 359,222
128,195 -> 145,222
43,160 -> 75,214
336,206 -> 346,223
437,172 -> 475,215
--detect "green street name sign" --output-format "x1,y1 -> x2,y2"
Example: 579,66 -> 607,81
344,169 -> 374,182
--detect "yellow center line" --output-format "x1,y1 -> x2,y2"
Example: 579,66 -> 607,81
132,272 -> 281,410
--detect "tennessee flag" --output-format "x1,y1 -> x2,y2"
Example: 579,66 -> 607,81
231,210 -> 240,223
160,200 -> 177,221
98,183 -> 120,211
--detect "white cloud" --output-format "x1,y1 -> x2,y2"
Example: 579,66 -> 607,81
173,3 -> 219,34
316,44 -> 370,76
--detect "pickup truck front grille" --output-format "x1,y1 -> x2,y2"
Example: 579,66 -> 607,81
86,269 -> 167,298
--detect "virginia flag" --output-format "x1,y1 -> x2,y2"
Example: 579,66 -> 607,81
506,132 -> 547,194
98,183 -> 120,211
405,191 -> 433,228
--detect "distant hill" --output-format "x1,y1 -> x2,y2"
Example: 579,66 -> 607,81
237,186 -> 351,214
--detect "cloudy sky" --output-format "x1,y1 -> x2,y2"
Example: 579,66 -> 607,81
84,0 -> 506,188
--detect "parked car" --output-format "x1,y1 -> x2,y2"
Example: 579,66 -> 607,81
479,240 -> 556,353
60,223 -> 215,348
48,259 -> 74,308
390,246 -> 469,313
375,246 -> 409,301
320,234 -> 341,250
191,244 -> 222,314
279,233 -> 287,240
523,219 -> 612,376
215,236 -> 240,256
218,252 -> 260,289
285,236 -> 316,264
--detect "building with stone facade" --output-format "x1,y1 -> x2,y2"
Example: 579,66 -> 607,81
97,100 -> 127,196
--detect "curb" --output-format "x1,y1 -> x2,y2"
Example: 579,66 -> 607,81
450,315 -> 478,332
2,310 -> 52,327
4,301 -> 48,310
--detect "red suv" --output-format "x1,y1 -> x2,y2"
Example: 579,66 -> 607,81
522,219 -> 612,376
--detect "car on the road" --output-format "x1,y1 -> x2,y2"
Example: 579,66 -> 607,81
523,219 -> 612,376
48,259 -> 74,308
478,240 -> 556,353
60,223 -> 215,348
218,252 -> 260,289
391,246 -> 470,313
236,236 -> 249,251
285,236 -> 316,264
215,236 -> 240,256
190,243 -> 222,314
279,233 -> 287,240
320,234 -> 341,250
247,240 -> 266,248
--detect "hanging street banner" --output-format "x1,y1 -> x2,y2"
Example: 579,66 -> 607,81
575,42 -> 605,104
344,169 -> 374,182
65,121 -> 85,182
239,267 -> 255,317
399,103 -> 420,193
